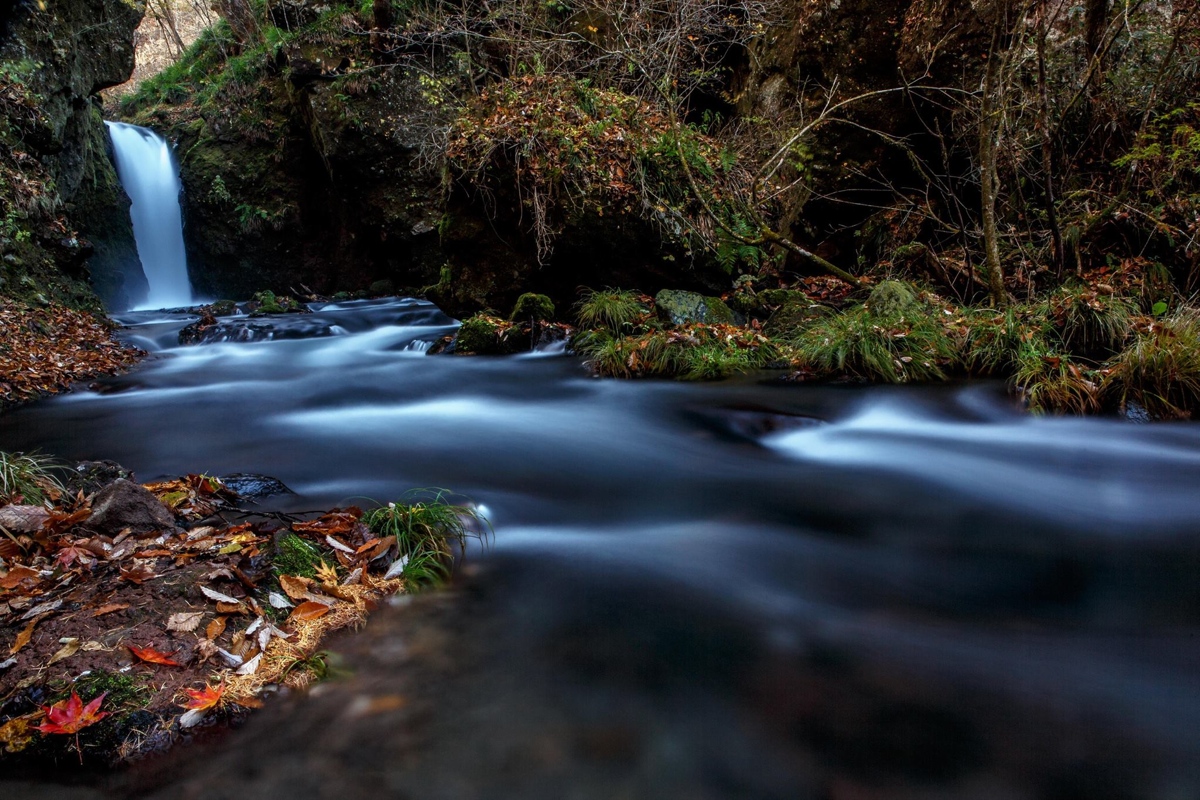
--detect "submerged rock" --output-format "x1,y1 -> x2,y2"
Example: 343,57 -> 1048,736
654,289 -> 737,326
219,473 -> 293,500
88,479 -> 175,535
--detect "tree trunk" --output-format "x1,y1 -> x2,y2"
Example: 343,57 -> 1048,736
980,25 -> 1008,306
1036,8 -> 1065,277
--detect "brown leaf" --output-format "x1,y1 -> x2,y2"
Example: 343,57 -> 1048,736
47,638 -> 81,665
315,561 -> 339,586
278,574 -> 310,600
288,601 -> 330,622
128,644 -> 183,667
215,601 -> 246,615
205,616 -> 227,641
91,603 -> 130,617
0,565 -> 40,590
120,564 -> 157,584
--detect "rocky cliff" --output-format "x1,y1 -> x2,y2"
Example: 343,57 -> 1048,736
0,0 -> 144,310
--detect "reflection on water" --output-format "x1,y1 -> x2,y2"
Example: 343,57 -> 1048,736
2,298 -> 1197,797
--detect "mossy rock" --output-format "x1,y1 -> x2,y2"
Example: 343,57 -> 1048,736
866,280 -> 918,317
510,293 -> 555,322
654,289 -> 737,326
455,314 -> 525,355
369,279 -> 396,297
763,301 -> 830,339
207,300 -> 238,316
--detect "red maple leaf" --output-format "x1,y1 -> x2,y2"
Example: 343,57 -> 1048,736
35,692 -> 110,736
183,683 -> 224,711
35,691 -> 110,763
128,644 -> 183,667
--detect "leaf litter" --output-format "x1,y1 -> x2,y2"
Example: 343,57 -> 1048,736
0,476 -> 419,769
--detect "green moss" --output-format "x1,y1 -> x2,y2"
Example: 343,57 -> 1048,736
576,324 -> 779,380
273,533 -> 322,578
763,300 -> 828,340
865,280 -> 918,317
455,313 -> 522,354
510,293 -> 555,322
654,289 -> 735,326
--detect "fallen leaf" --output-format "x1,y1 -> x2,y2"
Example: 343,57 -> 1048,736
278,574 -> 309,600
35,692 -> 109,735
384,554 -> 409,580
324,535 -> 354,554
120,564 -> 157,584
267,591 -> 293,609
166,611 -> 205,633
205,616 -> 227,641
183,683 -> 224,711
0,656 -> 15,670
235,652 -> 262,675
288,601 -> 330,622
9,615 -> 42,654
92,603 -> 130,617
128,645 -> 183,667
229,695 -> 264,709
315,560 -> 339,586
0,714 -> 36,753
0,565 -> 40,589
200,585 -> 240,604
215,601 -> 246,615
21,599 -> 60,620
47,638 -> 80,665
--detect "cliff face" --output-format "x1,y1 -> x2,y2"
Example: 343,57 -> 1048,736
0,0 -> 145,309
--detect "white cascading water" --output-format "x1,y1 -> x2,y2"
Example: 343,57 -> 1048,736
106,121 -> 193,309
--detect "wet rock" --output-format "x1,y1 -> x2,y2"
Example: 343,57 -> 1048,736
510,293 -> 556,322
654,289 -> 737,326
66,460 -> 135,498
88,479 -> 174,535
219,473 -> 293,500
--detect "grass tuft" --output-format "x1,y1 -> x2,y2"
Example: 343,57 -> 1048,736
575,289 -> 650,334
0,450 -> 64,505
1048,285 -> 1135,356
363,490 -> 491,588
1102,309 -> 1200,419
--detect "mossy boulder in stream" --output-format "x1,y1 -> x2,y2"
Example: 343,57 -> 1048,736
655,290 -> 737,326
510,293 -> 555,323
455,314 -> 525,355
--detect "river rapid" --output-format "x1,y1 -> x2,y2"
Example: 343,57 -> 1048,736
2,297 -> 1198,798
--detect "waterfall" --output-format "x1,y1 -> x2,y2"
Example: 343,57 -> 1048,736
106,121 -> 193,309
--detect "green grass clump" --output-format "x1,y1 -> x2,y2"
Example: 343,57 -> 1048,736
962,305 -> 1050,376
1102,309 -> 1200,419
273,533 -> 322,578
576,325 -> 779,380
1014,350 -> 1100,414
788,302 -> 957,383
1048,285 -> 1135,356
0,450 -> 63,505
363,490 -> 491,588
575,289 -> 650,334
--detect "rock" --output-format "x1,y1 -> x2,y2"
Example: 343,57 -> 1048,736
368,279 -> 396,297
866,280 -> 918,317
454,314 -> 526,355
66,460 -> 135,498
207,300 -> 239,317
88,479 -> 174,535
509,293 -> 555,322
654,289 -> 737,326
218,474 -> 293,500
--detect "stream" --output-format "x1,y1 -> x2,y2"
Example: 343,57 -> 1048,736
3,298 -> 1199,797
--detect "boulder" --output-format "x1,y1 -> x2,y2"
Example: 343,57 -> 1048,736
654,290 -> 737,326
88,479 -> 174,535
866,280 -> 918,317
509,293 -> 556,323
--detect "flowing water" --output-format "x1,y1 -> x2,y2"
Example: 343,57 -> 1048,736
3,299 -> 1198,797
105,122 -> 193,310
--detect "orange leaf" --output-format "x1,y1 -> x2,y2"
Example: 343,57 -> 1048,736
35,692 -> 109,735
205,616 -> 227,641
183,683 -> 224,711
128,645 -> 183,667
289,601 -> 330,622
9,615 -> 40,655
